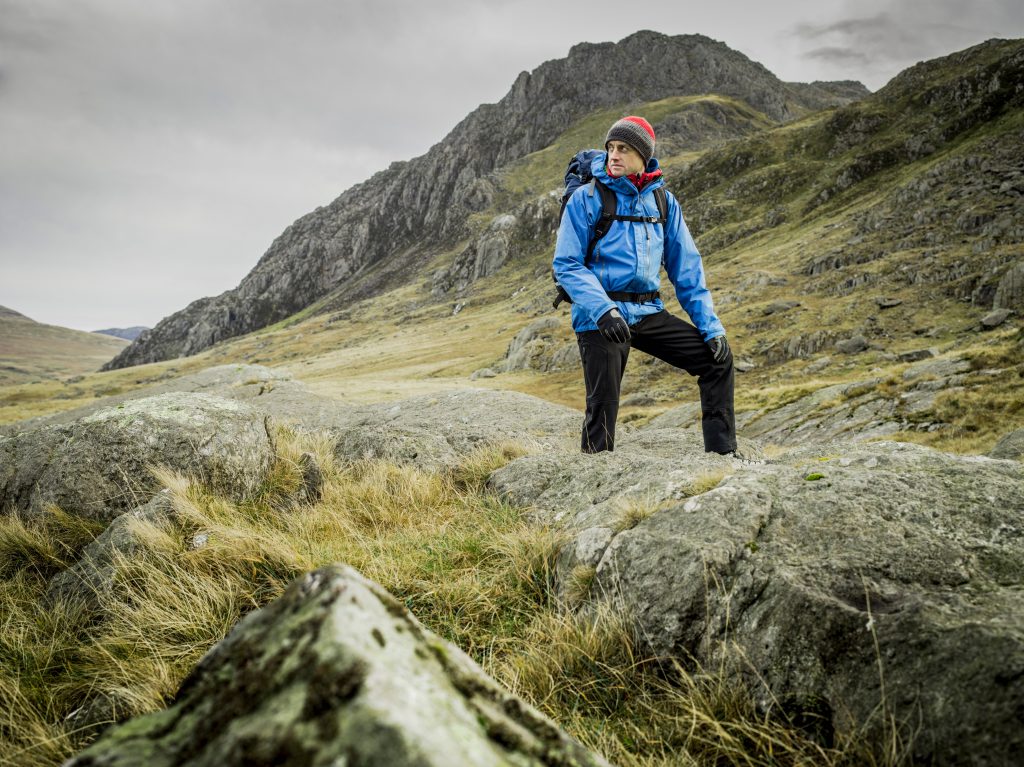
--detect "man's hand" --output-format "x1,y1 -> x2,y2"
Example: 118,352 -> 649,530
708,335 -> 731,363
597,308 -> 630,344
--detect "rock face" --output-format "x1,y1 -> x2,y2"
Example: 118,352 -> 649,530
994,262 -> 1024,310
66,564 -> 610,767
104,31 -> 867,371
0,392 -> 274,524
501,318 -> 579,374
494,432 -> 1024,765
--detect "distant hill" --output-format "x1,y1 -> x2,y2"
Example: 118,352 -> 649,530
0,305 -> 31,321
0,308 -> 129,386
94,326 -> 148,341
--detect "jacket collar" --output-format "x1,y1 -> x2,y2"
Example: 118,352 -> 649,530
592,152 -> 664,195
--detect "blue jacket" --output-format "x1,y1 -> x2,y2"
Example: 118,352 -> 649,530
552,153 -> 725,341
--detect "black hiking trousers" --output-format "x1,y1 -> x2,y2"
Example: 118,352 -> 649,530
576,310 -> 736,454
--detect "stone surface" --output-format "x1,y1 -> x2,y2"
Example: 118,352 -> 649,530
896,347 -> 937,363
835,335 -> 869,354
0,392 -> 275,524
501,318 -> 578,374
901,355 -> 972,381
66,565 -> 610,767
981,308 -> 1012,328
993,261 -> 1024,310
327,389 -> 580,469
46,493 -> 175,614
574,441 -> 1024,765
990,428 -> 1024,460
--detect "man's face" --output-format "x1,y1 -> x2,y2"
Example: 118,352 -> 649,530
606,141 -> 645,177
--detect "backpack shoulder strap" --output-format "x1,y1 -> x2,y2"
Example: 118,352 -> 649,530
654,187 -> 668,223
586,179 -> 618,260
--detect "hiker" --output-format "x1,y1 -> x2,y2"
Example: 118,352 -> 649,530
552,116 -> 738,457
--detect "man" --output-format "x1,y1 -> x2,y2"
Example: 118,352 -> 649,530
552,115 -> 738,456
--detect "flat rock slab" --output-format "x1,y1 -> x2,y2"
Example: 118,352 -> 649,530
65,564 -> 610,767
327,389 -> 581,469
592,441 -> 1024,764
0,392 -> 274,524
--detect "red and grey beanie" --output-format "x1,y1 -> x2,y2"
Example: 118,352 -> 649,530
605,116 -> 656,165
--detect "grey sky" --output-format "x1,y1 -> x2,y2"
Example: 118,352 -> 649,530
2,0 -> 1020,331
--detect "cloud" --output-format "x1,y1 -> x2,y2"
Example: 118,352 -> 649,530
787,0 -> 1024,88
803,46 -> 870,65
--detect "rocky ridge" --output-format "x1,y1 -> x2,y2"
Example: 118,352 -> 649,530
103,31 -> 867,371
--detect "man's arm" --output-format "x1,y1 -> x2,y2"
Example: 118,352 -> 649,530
552,190 -> 616,326
662,192 -> 725,342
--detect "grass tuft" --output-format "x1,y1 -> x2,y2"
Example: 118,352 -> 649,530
0,426 -> 911,766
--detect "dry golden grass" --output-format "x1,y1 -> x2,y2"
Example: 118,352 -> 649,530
0,427 -> 912,766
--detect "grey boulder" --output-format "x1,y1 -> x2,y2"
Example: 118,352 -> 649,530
590,441 -> 1024,765
0,392 -> 274,524
65,564 -> 610,767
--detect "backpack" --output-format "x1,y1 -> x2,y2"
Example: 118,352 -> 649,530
552,149 -> 668,309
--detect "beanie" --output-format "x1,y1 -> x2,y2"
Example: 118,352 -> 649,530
605,116 -> 656,165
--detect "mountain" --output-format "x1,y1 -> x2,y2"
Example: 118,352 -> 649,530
0,307 -> 129,386
93,326 -> 148,341
103,31 -> 867,370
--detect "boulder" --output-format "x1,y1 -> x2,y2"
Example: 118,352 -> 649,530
65,565 -> 610,767
981,308 -> 1012,329
835,335 -> 869,354
0,393 -> 275,524
896,347 -> 937,363
46,493 -> 175,614
588,441 -> 1024,764
990,428 -> 1024,460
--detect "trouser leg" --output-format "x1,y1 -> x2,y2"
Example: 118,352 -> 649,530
576,329 -> 630,453
630,311 -> 737,454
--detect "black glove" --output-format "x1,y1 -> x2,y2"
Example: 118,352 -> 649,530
708,335 -> 731,363
597,308 -> 631,344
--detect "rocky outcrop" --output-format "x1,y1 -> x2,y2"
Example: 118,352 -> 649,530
104,31 -> 867,371
994,261 -> 1024,310
0,392 -> 274,524
499,318 -> 578,374
491,426 -> 1024,765
65,564 -> 610,767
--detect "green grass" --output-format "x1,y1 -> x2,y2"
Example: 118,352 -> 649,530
0,427 -> 912,766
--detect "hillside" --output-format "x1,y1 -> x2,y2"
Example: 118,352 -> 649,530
0,308 -> 128,387
103,30 -> 867,370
